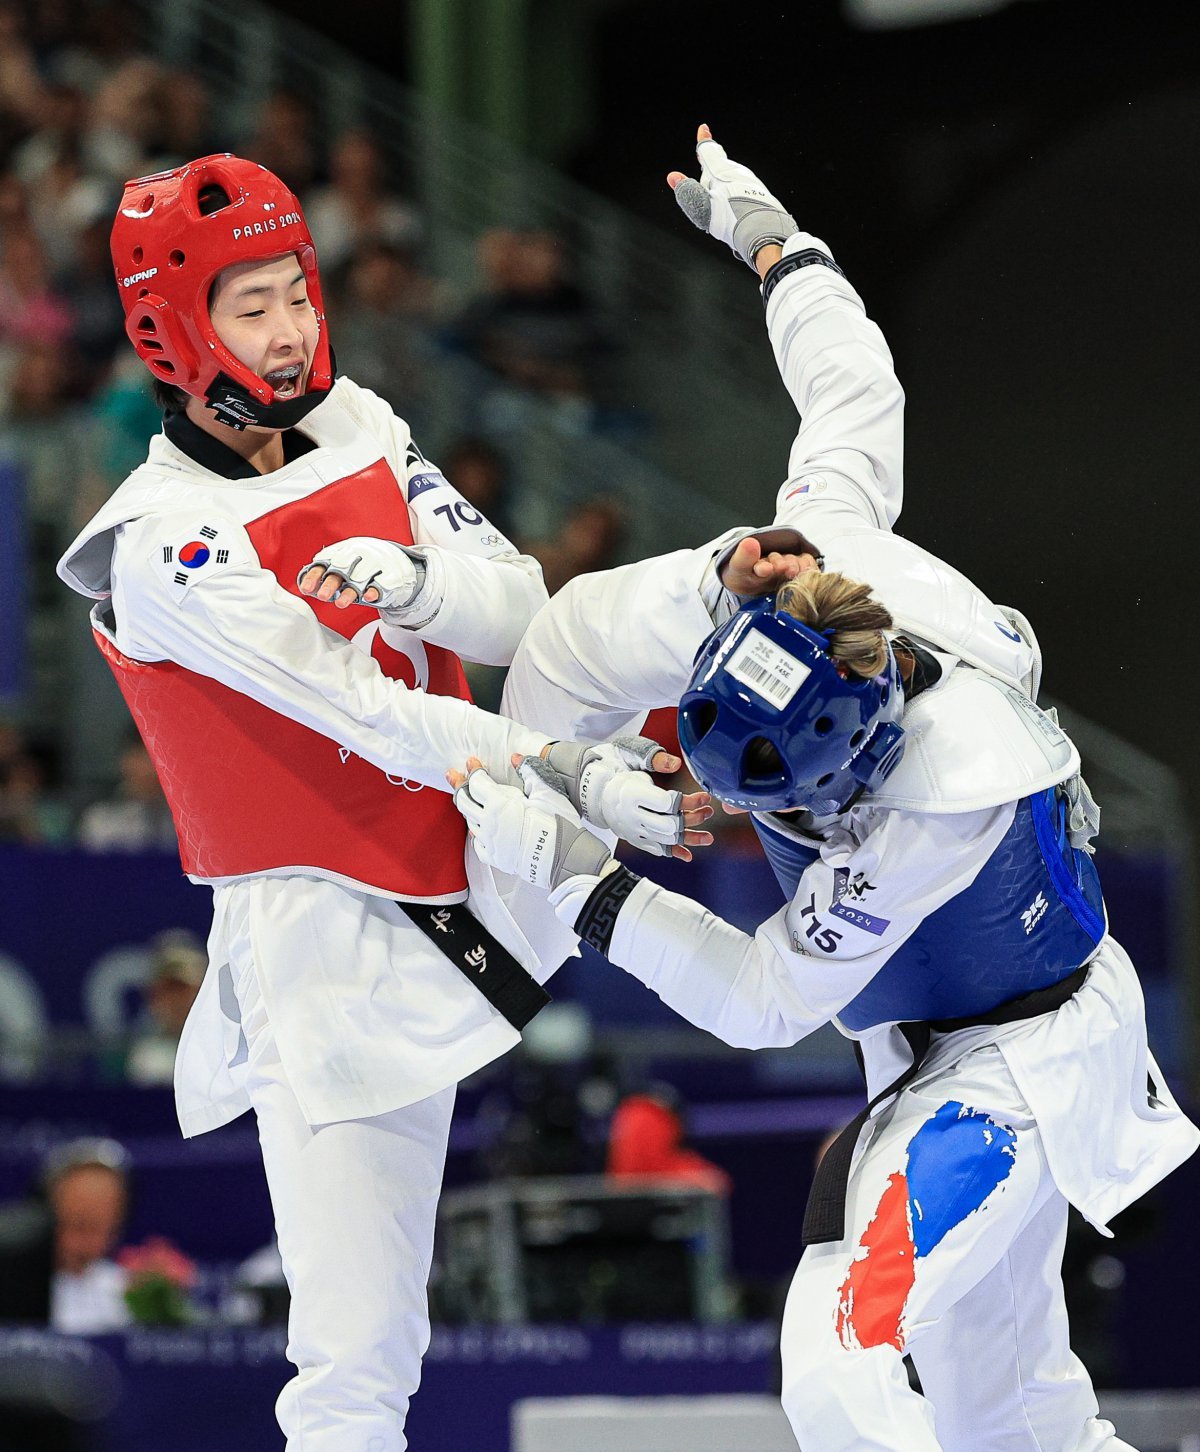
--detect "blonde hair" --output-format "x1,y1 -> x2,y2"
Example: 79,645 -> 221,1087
776,571 -> 893,678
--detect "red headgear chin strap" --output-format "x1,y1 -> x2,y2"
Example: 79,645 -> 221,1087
111,153 -> 334,430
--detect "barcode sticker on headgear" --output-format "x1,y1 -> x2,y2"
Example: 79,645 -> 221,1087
726,629 -> 811,710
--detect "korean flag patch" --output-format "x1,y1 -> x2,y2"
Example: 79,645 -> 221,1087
152,520 -> 243,602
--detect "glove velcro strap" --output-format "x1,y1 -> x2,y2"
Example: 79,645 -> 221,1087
403,900 -> 550,1030
761,249 -> 846,308
575,866 -> 641,957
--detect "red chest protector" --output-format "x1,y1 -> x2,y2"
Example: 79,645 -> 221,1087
96,458 -> 471,901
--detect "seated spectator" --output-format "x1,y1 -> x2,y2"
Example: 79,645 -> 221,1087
124,929 -> 206,1087
147,68 -> 216,170
0,731 -> 71,844
77,733 -> 176,852
441,436 -> 516,541
332,238 -> 445,427
451,227 -> 617,403
0,224 -> 75,357
0,1137 -> 131,1334
241,87 -> 319,194
305,128 -> 422,275
528,493 -> 627,596
82,56 -> 164,185
606,1090 -> 731,1196
58,201 -> 127,384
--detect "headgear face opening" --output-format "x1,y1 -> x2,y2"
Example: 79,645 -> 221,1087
110,154 -> 333,430
677,597 -> 906,815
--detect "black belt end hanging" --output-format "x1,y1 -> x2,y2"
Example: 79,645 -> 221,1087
406,900 -> 551,1031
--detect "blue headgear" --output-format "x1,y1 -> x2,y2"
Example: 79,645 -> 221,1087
677,596 -> 906,815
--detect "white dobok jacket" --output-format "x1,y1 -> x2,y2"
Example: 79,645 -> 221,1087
503,232 -> 1198,1232
59,376 -> 567,1134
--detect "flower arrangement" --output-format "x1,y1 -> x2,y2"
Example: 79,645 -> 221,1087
118,1236 -> 197,1326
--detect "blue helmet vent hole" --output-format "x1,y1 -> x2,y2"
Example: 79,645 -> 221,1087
814,715 -> 835,736
816,772 -> 835,787
849,729 -> 865,748
741,737 -> 787,793
686,700 -> 719,742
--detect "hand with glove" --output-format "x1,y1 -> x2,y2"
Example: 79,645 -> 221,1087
668,124 -> 797,274
448,756 -> 614,890
538,736 -> 713,860
297,537 -> 427,619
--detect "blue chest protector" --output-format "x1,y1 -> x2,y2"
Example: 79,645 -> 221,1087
753,788 -> 1105,1031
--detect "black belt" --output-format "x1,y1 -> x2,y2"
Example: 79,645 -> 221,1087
404,899 -> 551,1031
801,965 -> 1090,1246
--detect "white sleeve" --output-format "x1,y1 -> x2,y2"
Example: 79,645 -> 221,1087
332,379 -> 548,667
112,509 -> 551,791
765,232 -> 905,534
501,537 -> 740,740
549,801 -> 1015,1049
389,440 -> 547,666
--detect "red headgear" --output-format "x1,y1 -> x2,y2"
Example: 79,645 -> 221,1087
110,154 -> 334,430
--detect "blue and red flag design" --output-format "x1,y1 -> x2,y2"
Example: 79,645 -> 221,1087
835,1101 -> 1017,1351
179,541 -> 211,569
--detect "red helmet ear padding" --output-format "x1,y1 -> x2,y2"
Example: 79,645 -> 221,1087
123,293 -> 201,387
110,153 -> 333,415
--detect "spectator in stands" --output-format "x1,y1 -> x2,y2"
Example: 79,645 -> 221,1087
332,238 -> 444,429
0,730 -> 71,844
148,68 -> 216,169
83,56 -> 163,184
59,201 -> 127,382
441,435 -> 516,541
242,87 -> 319,193
0,1137 -> 131,1333
0,223 -> 75,355
76,732 -> 176,852
451,227 -> 617,406
606,1088 -> 731,1196
528,493 -> 627,596
124,929 -> 207,1087
305,128 -> 421,275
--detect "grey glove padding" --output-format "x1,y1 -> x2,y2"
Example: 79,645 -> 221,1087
674,178 -> 798,266
516,756 -> 612,885
542,736 -> 663,822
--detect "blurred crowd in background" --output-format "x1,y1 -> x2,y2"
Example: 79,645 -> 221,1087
0,0 -> 639,849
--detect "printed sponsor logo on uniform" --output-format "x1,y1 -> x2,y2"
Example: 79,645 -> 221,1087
231,213 -> 301,241
784,477 -> 828,501
407,471 -> 448,500
829,869 -> 891,935
1020,891 -> 1048,934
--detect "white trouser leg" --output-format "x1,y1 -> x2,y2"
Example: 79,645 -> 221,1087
237,955 -> 455,1451
912,1191 -> 1134,1452
780,1045 -> 1112,1452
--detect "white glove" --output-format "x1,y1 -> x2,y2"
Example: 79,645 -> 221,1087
298,536 -> 428,621
672,130 -> 798,270
455,758 -> 613,891
542,737 -> 685,858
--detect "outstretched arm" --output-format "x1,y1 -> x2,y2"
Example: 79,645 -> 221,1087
451,759 -> 1015,1050
669,125 -> 904,535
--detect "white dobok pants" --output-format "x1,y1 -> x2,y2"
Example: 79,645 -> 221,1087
781,1041 -> 1135,1452
234,945 -> 455,1451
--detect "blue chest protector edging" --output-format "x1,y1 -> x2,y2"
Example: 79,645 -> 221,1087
753,788 -> 1105,1031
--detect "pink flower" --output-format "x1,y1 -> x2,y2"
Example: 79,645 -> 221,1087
117,1236 -> 197,1288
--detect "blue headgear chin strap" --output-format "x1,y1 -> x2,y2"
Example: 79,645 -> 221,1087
677,596 -> 906,815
